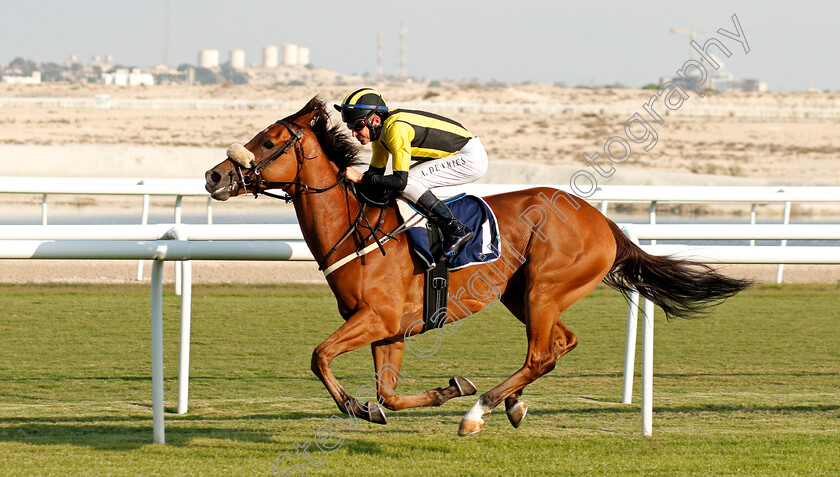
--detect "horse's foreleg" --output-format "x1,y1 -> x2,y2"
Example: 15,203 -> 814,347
372,340 -> 476,411
310,308 -> 397,425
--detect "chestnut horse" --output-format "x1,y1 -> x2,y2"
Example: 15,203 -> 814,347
204,98 -> 750,436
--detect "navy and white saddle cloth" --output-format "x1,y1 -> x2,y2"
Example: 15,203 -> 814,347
397,193 -> 501,270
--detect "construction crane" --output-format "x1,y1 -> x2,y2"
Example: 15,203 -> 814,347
670,25 -> 708,61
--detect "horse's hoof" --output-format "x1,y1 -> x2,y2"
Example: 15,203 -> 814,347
506,400 -> 528,428
450,376 -> 477,397
365,401 -> 387,425
458,418 -> 484,437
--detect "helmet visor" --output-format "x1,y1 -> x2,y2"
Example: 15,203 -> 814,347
340,106 -> 372,124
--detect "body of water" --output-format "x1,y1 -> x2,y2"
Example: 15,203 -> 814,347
1,210 -> 838,247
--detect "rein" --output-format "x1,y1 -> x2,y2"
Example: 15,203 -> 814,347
232,119 -> 406,274
234,120 -> 343,203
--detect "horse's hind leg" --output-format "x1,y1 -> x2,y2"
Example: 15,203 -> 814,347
459,283 -> 587,436
502,320 -> 578,429
500,288 -> 530,428
504,390 -> 527,428
498,283 -> 578,429
371,340 -> 476,411
552,318 -> 578,359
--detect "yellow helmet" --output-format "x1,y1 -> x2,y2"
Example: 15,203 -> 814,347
334,88 -> 389,123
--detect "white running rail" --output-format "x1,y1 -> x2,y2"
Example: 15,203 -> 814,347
618,223 -> 840,437
2,222 -> 840,441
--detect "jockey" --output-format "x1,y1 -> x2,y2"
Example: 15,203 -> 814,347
336,88 -> 488,256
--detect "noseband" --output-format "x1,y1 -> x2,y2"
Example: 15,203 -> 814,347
233,120 -> 342,202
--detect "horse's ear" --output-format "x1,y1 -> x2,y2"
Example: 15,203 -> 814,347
285,97 -> 324,128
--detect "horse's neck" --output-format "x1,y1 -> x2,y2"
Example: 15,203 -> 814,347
291,159 -> 360,265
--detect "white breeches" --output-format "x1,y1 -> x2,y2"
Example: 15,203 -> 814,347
401,137 -> 488,202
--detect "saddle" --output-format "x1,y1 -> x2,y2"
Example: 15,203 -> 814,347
396,195 -> 501,333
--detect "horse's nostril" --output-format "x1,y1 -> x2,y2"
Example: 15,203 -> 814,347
206,170 -> 221,185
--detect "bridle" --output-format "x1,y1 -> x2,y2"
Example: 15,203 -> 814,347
229,119 -> 406,271
232,120 -> 343,203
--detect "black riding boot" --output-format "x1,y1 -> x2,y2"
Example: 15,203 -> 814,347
415,190 -> 474,256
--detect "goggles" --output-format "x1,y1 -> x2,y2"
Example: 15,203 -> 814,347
348,117 -> 368,132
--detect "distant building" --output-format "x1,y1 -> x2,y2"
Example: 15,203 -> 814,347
230,49 -> 246,69
664,73 -> 769,93
90,55 -> 116,72
297,47 -> 310,66
102,68 -> 154,86
658,52 -> 768,93
263,45 -> 279,68
282,44 -> 298,66
2,71 -> 41,84
198,50 -> 220,69
65,54 -> 82,69
709,76 -> 768,93
152,64 -> 178,75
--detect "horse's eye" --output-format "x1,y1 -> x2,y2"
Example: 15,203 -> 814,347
263,140 -> 274,149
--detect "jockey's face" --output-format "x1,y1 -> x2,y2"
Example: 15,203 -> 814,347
349,114 -> 381,145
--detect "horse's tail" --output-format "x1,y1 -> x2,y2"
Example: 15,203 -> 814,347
603,220 -> 752,320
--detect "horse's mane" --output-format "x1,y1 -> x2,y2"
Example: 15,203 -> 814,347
284,97 -> 364,169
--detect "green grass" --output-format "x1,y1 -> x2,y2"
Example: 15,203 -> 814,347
0,283 -> 838,476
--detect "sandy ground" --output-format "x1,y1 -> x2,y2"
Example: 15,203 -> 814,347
1,83 -> 838,284
4,259 -> 838,287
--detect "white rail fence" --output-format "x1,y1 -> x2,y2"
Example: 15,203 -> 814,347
6,179 -> 839,226
0,177 -> 210,226
2,222 -> 840,443
0,224 -> 310,445
4,179 -> 840,284
619,224 -> 840,437
0,177 -> 210,283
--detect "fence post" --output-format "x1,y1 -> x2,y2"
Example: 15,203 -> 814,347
622,224 -> 655,435
599,200 -> 609,215
168,226 -> 193,415
150,259 -> 165,444
174,196 -> 183,295
41,194 -> 48,225
776,201 -> 791,283
137,194 -> 150,281
620,226 -> 640,404
648,201 -> 657,246
641,297 -> 655,436
622,290 -> 639,404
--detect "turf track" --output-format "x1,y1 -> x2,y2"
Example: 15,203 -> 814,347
0,283 -> 838,476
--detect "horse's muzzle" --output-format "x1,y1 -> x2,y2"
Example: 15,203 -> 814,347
205,169 -> 234,201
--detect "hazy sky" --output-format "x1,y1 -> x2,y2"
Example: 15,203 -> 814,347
2,0 -> 836,92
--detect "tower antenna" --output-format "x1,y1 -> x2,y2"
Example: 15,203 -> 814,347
398,21 -> 407,80
377,32 -> 383,80
164,0 -> 171,66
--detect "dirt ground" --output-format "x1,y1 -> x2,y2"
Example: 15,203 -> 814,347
3,260 -> 838,286
1,83 -> 838,284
